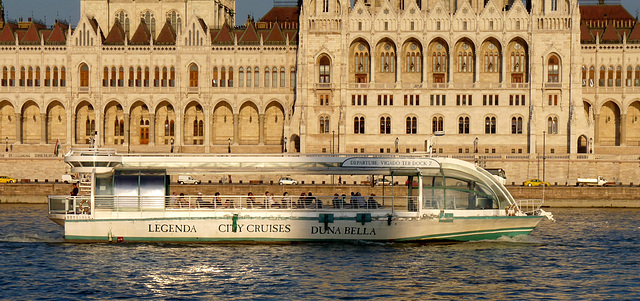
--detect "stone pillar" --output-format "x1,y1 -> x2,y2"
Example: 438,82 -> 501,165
70,114 -> 75,145
233,113 -> 239,145
396,56 -> 401,84
203,113 -> 210,152
370,54 -> 376,83
15,113 -> 21,144
100,113 -> 106,146
40,113 -> 47,144
124,113 -> 130,146
620,113 -> 627,146
175,113 -> 182,151
258,113 -> 265,145
594,113 -> 600,144
149,113 -> 156,146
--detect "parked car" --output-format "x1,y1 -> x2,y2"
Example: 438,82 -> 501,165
61,174 -> 79,184
0,176 -> 16,183
576,176 -> 617,187
375,178 -> 392,186
178,175 -> 200,185
279,177 -> 298,185
523,179 -> 550,187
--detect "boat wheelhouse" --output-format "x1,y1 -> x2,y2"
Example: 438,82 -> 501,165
48,148 -> 553,243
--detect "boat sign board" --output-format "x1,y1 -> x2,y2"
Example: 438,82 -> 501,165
342,157 -> 440,169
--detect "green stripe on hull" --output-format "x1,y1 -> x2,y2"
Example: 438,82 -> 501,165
65,227 -> 535,243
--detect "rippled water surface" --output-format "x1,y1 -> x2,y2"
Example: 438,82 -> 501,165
1,204 -> 639,300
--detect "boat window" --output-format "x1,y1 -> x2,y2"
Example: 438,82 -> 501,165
421,175 -> 499,210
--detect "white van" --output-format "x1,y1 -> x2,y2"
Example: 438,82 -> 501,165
61,174 -> 79,183
178,175 -> 201,185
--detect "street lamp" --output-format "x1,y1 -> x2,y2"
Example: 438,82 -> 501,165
395,137 -> 399,153
283,137 -> 287,153
170,137 -> 174,153
5,137 -> 7,152
228,137 -> 231,153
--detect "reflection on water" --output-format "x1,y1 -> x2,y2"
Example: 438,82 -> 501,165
0,205 -> 639,299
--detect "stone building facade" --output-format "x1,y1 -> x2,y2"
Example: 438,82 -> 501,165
0,0 -> 638,161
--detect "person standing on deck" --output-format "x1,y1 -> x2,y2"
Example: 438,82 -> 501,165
70,184 -> 78,196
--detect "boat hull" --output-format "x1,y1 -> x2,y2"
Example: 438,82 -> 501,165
62,215 -> 544,243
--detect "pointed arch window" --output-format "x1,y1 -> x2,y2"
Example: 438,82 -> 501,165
406,116 -> 417,134
118,67 -> 124,87
354,116 -> 365,134
53,67 -> 59,87
111,67 -> 117,87
379,116 -> 391,134
485,116 -> 496,134
136,67 -> 142,87
212,67 -> 218,87
319,56 -> 331,83
80,64 -> 89,87
238,67 -> 244,87
319,116 -> 330,133
35,67 -> 40,86
189,64 -> 199,87
548,116 -> 558,134
548,56 -> 560,83
512,116 -> 524,134
458,116 -> 470,134
246,67 -> 252,88
432,116 -> 444,133
255,67 -> 260,87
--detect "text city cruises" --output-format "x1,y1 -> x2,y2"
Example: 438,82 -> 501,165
47,148 -> 554,243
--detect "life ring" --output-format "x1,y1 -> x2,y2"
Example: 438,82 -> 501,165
78,199 -> 91,214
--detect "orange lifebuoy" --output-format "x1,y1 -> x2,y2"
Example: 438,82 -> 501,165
78,199 -> 91,213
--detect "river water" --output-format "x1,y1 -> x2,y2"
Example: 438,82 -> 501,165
0,204 -> 638,300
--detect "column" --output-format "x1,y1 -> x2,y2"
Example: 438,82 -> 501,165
232,113 -> 239,145
124,113 -> 130,146
69,113 -> 74,146
501,46 -> 506,84
203,113 -> 210,152
175,113 -> 182,151
594,113 -> 600,143
149,113 -> 156,146
370,53 -> 376,83
100,113 -> 106,146
15,113 -> 21,144
40,113 -> 47,144
620,113 -> 627,146
396,55 -> 401,84
258,113 -> 265,145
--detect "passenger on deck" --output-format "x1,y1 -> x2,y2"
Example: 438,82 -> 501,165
306,192 -> 316,208
178,193 -> 186,208
214,192 -> 223,208
266,191 -> 279,208
297,192 -> 306,208
367,194 -> 381,209
332,193 -> 342,209
246,192 -> 256,208
70,183 -> 78,196
169,192 -> 178,208
349,192 -> 355,207
196,192 -> 206,208
342,194 -> 348,208
281,192 -> 292,208
356,192 -> 367,208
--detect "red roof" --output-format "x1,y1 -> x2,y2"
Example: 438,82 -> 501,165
580,5 -> 635,22
265,22 -> 285,44
212,23 -> 234,44
601,21 -> 620,42
0,23 -> 17,44
20,22 -> 45,45
260,7 -> 299,24
46,23 -> 67,45
130,19 -> 151,45
155,20 -> 176,45
238,22 -> 259,44
104,21 -> 126,45
628,23 -> 640,41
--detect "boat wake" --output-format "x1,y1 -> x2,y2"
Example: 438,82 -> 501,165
0,233 -> 65,243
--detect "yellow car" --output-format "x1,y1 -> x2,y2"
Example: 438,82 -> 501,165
524,179 -> 550,187
0,176 -> 16,183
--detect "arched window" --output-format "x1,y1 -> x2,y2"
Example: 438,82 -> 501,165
170,67 -> 176,87
627,66 -> 633,87
19,67 -> 25,86
511,116 -> 523,134
35,67 -> 40,86
406,116 -> 417,134
27,67 -> 33,86
547,116 -> 558,134
246,67 -> 252,88
238,67 -> 244,87
458,116 -> 469,134
212,67 -> 218,87
264,68 -> 270,87
119,67 -> 124,87
485,116 -> 496,134
599,66 -> 605,87
319,56 -> 331,83
636,66 -> 640,86
53,67 -> 59,87
144,67 -> 150,87
432,116 -> 444,133
582,66 -> 587,86
154,67 -> 160,87
162,67 -> 167,87
116,11 -> 130,37
379,116 -> 391,134
272,67 -> 277,88
280,67 -> 286,87
548,56 -> 560,83
136,67 -> 142,87
189,64 -> 198,87
80,64 -> 89,87
255,67 -> 260,87
103,67 -> 109,87
228,67 -> 234,87
607,66 -> 614,87
114,117 -> 120,136
354,116 -> 365,134
319,116 -> 330,133
111,67 -> 117,87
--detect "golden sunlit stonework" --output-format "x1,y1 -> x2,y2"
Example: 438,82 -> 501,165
0,0 -> 639,183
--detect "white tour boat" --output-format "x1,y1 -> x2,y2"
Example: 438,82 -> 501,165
48,148 -> 553,243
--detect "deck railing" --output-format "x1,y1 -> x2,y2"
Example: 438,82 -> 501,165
49,194 -> 418,217
515,199 -> 544,215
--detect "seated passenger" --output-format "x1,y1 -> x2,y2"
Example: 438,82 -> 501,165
178,193 -> 187,208
356,192 -> 367,208
367,194 -> 381,209
332,193 -> 342,209
196,192 -> 206,208
214,192 -> 223,208
246,192 -> 256,208
169,192 -> 178,208
281,192 -> 293,208
266,191 -> 279,208
306,192 -> 316,208
297,192 -> 306,208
